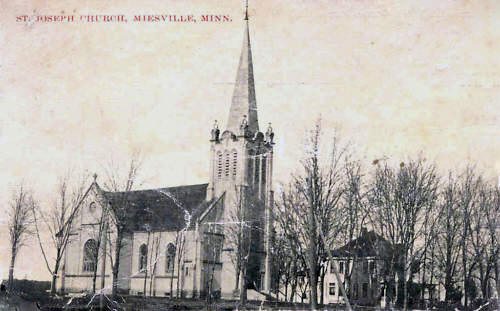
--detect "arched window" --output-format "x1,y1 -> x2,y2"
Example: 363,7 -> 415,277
216,152 -> 223,179
254,154 -> 260,186
166,243 -> 176,273
261,154 -> 267,191
247,150 -> 254,185
232,150 -> 238,177
139,244 -> 147,272
88,202 -> 96,214
224,151 -> 230,177
83,239 -> 98,272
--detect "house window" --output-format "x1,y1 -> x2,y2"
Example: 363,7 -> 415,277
139,244 -> 147,272
339,261 -> 344,274
363,283 -> 368,297
216,152 -> 223,179
370,261 -> 376,273
339,282 -> 344,296
363,261 -> 368,273
83,239 -> 98,272
166,243 -> 176,273
185,267 -> 189,276
329,282 -> 336,296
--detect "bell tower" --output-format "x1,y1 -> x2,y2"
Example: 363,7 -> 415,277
206,1 -> 275,297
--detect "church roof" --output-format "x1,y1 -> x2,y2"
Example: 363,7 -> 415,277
226,17 -> 259,135
102,183 -> 210,232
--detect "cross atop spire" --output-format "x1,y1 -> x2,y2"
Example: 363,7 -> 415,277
226,0 -> 259,136
244,0 -> 249,20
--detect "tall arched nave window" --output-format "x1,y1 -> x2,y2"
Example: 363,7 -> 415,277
83,239 -> 98,272
166,243 -> 176,273
139,244 -> 148,272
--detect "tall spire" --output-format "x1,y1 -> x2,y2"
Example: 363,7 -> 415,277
226,0 -> 259,135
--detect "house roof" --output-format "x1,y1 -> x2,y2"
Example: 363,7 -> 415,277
331,229 -> 394,259
102,183 -> 210,232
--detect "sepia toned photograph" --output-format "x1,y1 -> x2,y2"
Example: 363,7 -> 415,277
1,0 -> 500,310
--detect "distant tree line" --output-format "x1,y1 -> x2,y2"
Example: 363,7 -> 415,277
272,119 -> 500,311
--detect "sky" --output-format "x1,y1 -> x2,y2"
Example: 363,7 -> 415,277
1,0 -> 500,281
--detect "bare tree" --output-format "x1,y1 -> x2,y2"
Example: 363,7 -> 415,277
8,184 -> 34,290
456,165 -> 482,308
31,173 -> 88,294
175,231 -> 186,298
89,206 -> 107,294
276,120 -> 349,309
142,225 -> 152,296
201,222 -> 223,304
102,152 -> 144,298
275,183 -> 308,303
468,179 -> 492,301
225,186 -> 247,296
485,185 -> 500,303
368,157 -> 439,310
149,232 -> 163,297
434,173 -> 463,303
337,157 -> 370,301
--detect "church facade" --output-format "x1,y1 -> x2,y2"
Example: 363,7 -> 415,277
57,13 -> 275,300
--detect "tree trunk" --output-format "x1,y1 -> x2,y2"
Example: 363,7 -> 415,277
51,273 -> 58,295
307,188 -> 318,310
240,266 -> 247,306
176,263 -> 181,298
285,278 -> 289,302
235,261 -> 240,292
112,230 -> 123,298
100,224 -> 107,311
290,277 -> 297,302
8,251 -> 16,290
319,270 -> 325,305
92,262 -> 98,294
170,260 -> 174,297
51,250 -> 61,295
403,253 -> 408,311
309,265 -> 318,310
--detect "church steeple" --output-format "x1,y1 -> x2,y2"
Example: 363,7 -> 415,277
226,1 -> 259,136
207,2 -> 274,295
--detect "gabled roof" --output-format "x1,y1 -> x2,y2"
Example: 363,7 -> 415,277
332,229 -> 394,259
102,183 -> 210,232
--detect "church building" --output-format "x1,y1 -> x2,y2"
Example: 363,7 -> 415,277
58,9 -> 275,300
